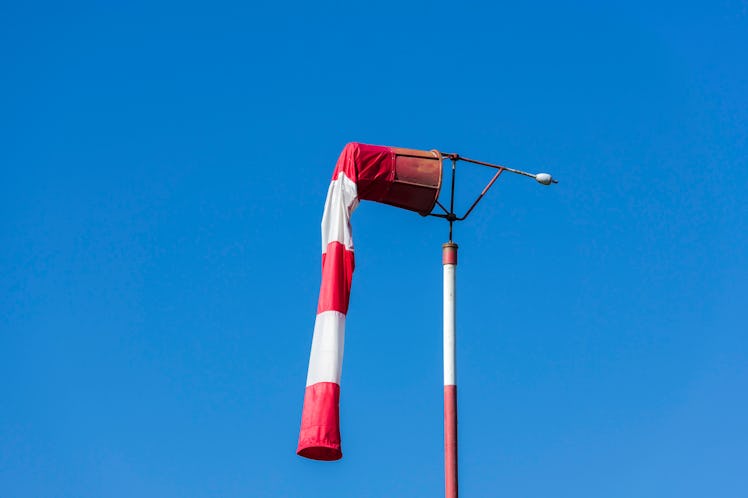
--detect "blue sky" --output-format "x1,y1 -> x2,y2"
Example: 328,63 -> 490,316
2,1 -> 747,496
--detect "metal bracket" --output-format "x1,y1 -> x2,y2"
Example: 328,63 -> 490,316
427,152 -> 557,241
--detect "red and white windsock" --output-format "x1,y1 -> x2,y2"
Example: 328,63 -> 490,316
297,142 -> 442,461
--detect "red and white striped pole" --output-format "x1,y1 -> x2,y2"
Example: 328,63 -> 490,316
442,241 -> 458,498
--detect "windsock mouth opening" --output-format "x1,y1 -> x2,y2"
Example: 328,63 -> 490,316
297,445 -> 342,461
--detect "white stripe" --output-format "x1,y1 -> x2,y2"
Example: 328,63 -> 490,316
321,173 -> 358,253
443,263 -> 456,386
306,310 -> 346,386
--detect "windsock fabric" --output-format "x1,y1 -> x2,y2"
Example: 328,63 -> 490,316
297,143 -> 397,461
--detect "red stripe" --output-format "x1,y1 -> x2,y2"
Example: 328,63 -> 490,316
297,382 -> 342,461
444,385 -> 458,497
317,241 -> 355,315
332,142 -> 395,201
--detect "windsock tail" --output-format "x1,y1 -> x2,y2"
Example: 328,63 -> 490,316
297,382 -> 342,461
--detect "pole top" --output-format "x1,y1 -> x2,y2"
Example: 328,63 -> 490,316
442,242 -> 458,265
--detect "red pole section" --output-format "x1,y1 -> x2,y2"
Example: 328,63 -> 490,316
442,242 -> 458,498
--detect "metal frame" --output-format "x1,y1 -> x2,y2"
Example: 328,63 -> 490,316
428,152 -> 557,241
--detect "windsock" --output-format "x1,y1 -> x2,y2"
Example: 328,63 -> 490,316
297,142 -> 442,461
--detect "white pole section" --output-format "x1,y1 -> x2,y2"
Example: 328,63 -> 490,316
442,242 -> 458,498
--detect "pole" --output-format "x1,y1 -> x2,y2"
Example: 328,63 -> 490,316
442,242 -> 458,498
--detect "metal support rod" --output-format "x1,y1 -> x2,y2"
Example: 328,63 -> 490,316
441,153 -> 559,184
443,242 -> 459,498
458,169 -> 504,221
448,158 -> 457,242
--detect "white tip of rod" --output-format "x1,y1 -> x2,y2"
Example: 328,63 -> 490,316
535,173 -> 554,185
